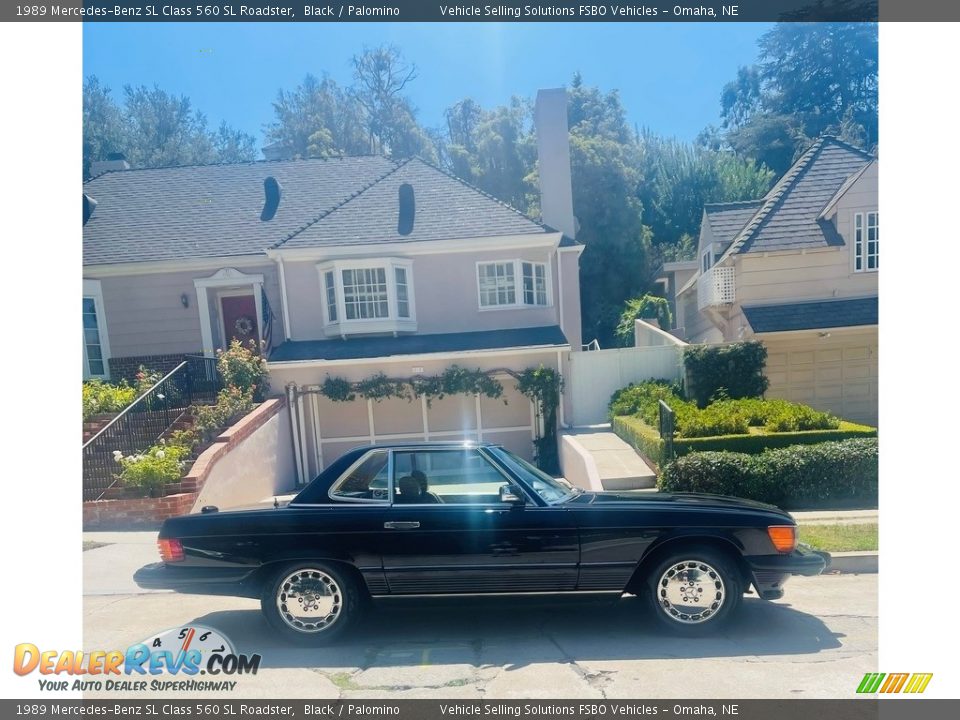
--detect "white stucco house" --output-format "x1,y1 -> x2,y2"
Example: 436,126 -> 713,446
675,136 -> 878,425
82,89 -> 585,480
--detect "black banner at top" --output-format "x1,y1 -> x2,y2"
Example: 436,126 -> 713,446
0,0 -> 906,23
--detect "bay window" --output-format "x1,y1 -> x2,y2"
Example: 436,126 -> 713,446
477,259 -> 551,309
318,258 -> 415,336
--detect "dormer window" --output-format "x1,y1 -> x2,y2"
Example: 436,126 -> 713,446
701,242 -> 722,273
318,259 -> 416,336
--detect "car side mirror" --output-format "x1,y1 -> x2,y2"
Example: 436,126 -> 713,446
499,485 -> 525,505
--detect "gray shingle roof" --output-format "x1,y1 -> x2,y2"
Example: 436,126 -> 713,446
82,156 -> 396,265
710,137 -> 874,260
269,325 -> 569,363
83,156 -> 551,266
742,297 -> 878,333
276,158 -> 548,249
703,200 -> 763,247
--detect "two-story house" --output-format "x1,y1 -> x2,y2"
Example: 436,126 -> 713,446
82,89 -> 584,480
675,137 -> 878,425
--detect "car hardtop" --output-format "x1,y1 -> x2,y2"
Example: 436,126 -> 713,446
289,441 -> 510,506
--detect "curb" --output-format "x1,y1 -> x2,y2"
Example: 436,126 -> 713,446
825,551 -> 878,574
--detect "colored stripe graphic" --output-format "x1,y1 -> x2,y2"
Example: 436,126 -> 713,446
857,672 -> 932,694
903,673 -> 933,694
857,673 -> 885,693
880,673 -> 909,693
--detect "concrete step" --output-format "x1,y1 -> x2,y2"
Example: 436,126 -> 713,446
560,429 -> 657,492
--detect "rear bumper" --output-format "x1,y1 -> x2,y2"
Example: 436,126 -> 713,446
134,562 -> 256,597
744,546 -> 829,600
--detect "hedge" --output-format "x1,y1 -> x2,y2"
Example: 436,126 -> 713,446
612,414 -> 877,469
657,438 -> 878,508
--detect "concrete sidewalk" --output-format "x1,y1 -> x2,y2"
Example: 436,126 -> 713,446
791,509 -> 877,525
561,427 -> 656,491
83,530 -> 161,596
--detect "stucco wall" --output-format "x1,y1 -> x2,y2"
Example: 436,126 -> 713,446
191,400 -> 297,511
94,263 -> 284,360
282,247 -> 564,341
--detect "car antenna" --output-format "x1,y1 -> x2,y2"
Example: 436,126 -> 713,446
273,497 -> 279,509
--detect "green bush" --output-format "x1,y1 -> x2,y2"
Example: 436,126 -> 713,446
193,385 -> 255,442
612,415 -> 670,468
217,339 -> 269,401
612,414 -> 877,468
615,295 -> 673,346
683,341 -> 769,408
82,380 -> 137,421
658,438 -> 878,508
114,443 -> 191,496
608,380 -> 683,421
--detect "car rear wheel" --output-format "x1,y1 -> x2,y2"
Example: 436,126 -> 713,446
260,562 -> 361,644
645,547 -> 742,635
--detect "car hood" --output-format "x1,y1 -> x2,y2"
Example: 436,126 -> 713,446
569,490 -> 793,520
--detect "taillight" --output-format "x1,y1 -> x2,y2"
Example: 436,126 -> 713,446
767,525 -> 798,553
158,538 -> 184,563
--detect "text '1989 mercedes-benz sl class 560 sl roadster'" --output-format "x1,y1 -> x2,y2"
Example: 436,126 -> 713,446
134,441 -> 826,643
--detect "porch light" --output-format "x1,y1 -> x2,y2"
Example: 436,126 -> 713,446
180,293 -> 190,308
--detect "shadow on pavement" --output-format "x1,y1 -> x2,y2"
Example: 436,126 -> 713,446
185,593 -> 844,671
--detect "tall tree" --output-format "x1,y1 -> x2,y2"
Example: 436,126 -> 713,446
443,97 -> 535,212
350,45 -> 438,161
265,73 -> 368,158
719,23 -> 878,174
639,132 -> 774,254
562,74 -> 650,348
83,76 -> 257,177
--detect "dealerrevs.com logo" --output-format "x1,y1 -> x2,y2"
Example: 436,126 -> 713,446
856,673 -> 933,694
13,625 -> 260,692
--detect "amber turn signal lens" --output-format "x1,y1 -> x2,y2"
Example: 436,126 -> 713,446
767,525 -> 798,553
158,538 -> 184,563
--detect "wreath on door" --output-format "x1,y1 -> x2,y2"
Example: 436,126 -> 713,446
234,315 -> 255,336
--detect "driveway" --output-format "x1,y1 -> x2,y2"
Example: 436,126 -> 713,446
81,533 -> 877,699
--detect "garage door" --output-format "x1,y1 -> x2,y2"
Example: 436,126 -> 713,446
762,331 -> 878,426
288,378 -> 537,482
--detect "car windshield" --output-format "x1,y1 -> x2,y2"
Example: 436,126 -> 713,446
487,447 -> 580,504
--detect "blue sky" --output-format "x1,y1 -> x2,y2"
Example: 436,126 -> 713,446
83,22 -> 772,146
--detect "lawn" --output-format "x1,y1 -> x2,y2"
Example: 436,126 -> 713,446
799,523 -> 878,552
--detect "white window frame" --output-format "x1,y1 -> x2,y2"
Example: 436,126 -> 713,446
316,258 -> 416,337
476,259 -> 553,311
853,211 -> 879,273
82,278 -> 111,380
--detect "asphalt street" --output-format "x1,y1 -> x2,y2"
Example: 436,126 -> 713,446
76,533 -> 878,700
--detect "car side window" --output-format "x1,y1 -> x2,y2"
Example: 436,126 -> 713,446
329,450 -> 390,503
391,449 -> 512,505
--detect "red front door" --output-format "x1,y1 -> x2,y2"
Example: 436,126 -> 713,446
220,295 -> 259,348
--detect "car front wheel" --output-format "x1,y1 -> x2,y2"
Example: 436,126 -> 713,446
645,547 -> 742,634
260,562 -> 361,644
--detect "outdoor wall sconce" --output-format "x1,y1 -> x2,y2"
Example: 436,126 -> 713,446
181,293 -> 190,308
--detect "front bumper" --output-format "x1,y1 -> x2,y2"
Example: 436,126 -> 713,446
744,545 -> 829,600
134,562 -> 257,597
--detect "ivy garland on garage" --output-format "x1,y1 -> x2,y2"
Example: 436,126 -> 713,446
319,365 -> 563,473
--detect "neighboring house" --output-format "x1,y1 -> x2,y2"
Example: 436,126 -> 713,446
675,137 -> 878,425
82,89 -> 583,478
650,260 -> 698,338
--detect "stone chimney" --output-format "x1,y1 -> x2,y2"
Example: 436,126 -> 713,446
534,88 -> 576,240
90,152 -> 130,177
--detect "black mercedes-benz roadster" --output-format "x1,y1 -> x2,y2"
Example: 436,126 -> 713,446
135,442 -> 825,643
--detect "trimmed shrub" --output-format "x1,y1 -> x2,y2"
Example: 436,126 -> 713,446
114,443 -> 191,496
193,386 -> 255,442
609,380 -> 683,421
683,341 -> 769,408
612,414 -> 877,467
658,438 -> 878,508
612,415 -> 669,469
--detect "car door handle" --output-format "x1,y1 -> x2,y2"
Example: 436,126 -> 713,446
384,521 -> 420,529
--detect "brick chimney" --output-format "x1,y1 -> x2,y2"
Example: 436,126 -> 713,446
534,88 -> 576,240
